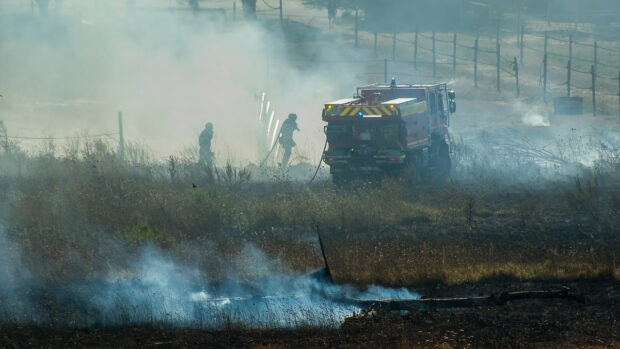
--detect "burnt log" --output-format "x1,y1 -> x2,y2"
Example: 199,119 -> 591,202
341,288 -> 585,312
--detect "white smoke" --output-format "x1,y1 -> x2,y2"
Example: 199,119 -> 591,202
0,240 -> 418,329
0,5 -> 358,165
521,110 -> 551,127
0,230 -> 36,323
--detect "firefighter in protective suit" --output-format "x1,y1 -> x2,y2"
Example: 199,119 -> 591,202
199,122 -> 214,167
279,113 -> 299,168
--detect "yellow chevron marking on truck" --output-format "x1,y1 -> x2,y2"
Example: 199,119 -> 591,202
329,105 -> 394,117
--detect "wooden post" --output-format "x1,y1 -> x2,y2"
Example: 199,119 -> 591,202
543,54 -> 548,102
279,0 -> 282,23
374,32 -> 377,57
544,31 -> 548,59
568,33 -> 573,63
432,31 -> 436,77
496,42 -> 501,93
593,41 -> 598,75
591,65 -> 596,116
452,32 -> 457,79
0,121 -> 8,153
520,25 -> 524,65
474,34 -> 479,88
392,32 -> 396,61
384,58 -> 388,84
514,57 -> 520,98
118,111 -> 125,160
496,22 -> 500,48
413,26 -> 418,70
567,60 -> 572,97
354,8 -> 359,47
516,1 -> 521,45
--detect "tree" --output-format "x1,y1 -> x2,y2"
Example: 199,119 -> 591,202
188,0 -> 199,13
241,0 -> 257,20
301,0 -> 355,28
35,0 -> 50,15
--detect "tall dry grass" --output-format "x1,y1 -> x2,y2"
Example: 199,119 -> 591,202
0,137 -> 619,285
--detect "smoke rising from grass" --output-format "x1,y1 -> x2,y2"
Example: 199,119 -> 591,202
0,233 -> 418,328
0,231 -> 35,323
451,99 -> 620,183
521,110 -> 551,128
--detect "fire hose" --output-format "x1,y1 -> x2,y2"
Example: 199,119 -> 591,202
308,139 -> 328,184
259,139 -> 279,167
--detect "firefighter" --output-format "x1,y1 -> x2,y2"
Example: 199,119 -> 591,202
279,113 -> 299,168
199,122 -> 214,167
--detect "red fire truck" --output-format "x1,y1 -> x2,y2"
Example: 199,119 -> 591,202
322,80 -> 455,184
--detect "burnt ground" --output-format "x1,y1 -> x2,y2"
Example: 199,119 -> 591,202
1,279 -> 618,348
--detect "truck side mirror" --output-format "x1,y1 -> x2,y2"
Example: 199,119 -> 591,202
449,101 -> 456,113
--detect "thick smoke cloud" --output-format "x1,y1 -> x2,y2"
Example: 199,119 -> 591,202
0,2 -> 358,164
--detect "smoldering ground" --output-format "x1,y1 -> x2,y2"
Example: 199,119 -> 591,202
0,230 -> 419,328
450,99 -> 620,184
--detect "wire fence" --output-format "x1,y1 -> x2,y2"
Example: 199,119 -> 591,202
352,25 -> 620,118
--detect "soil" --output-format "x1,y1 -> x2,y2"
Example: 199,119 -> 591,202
1,279 -> 618,348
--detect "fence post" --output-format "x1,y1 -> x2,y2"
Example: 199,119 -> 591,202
413,26 -> 418,71
593,41 -> 598,75
118,111 -> 125,160
544,31 -> 548,59
384,58 -> 388,84
516,3 -> 521,46
392,32 -> 396,61
496,22 -> 500,47
591,65 -> 596,116
568,33 -> 573,63
514,57 -> 519,98
567,60 -> 572,97
520,25 -> 524,65
354,8 -> 359,47
452,32 -> 457,80
474,34 -> 479,88
373,32 -> 377,57
432,31 -> 436,77
543,54 -> 547,102
496,43 -> 501,93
